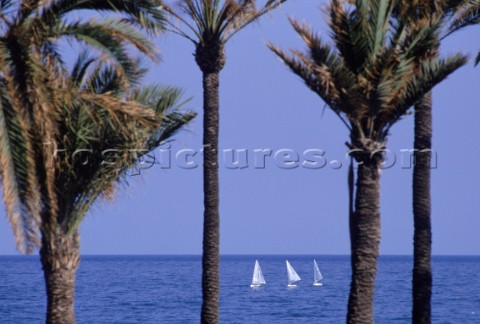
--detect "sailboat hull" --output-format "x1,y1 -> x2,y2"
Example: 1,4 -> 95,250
250,284 -> 263,288
313,282 -> 323,286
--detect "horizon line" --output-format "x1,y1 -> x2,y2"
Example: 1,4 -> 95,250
1,253 -> 479,257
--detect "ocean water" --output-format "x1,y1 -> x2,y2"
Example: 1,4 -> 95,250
0,255 -> 479,323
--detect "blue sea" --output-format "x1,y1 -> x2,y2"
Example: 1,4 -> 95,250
0,255 -> 479,323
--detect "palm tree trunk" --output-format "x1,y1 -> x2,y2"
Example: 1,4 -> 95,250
40,230 -> 80,324
348,158 -> 355,247
201,71 -> 220,324
412,92 -> 432,324
347,158 -> 381,324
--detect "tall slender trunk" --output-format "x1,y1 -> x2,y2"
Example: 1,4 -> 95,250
348,158 -> 355,247
40,230 -> 80,324
412,92 -> 432,324
200,71 -> 220,324
347,159 -> 381,324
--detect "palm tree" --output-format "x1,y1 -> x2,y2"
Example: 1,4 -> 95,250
43,55 -> 195,322
393,3 -> 442,323
394,2 -> 472,322
268,0 -> 466,322
160,1 -> 286,322
48,55 -> 195,322
0,1 -> 196,322
3,53 -> 195,322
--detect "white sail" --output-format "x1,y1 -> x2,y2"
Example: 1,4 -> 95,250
313,259 -> 323,286
251,260 -> 266,287
286,260 -> 301,286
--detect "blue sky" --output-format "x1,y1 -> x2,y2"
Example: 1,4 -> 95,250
1,0 -> 479,255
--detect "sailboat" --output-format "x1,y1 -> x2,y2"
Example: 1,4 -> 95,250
286,260 -> 301,287
313,259 -> 323,286
250,260 -> 266,288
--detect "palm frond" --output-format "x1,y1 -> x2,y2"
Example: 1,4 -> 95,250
224,0 -> 287,42
35,58 -> 196,233
129,84 -> 197,146
164,0 -> 286,46
53,18 -> 158,60
270,0 -> 466,148
399,54 -> 468,116
0,85 -> 41,253
449,1 -> 480,33
71,50 -> 96,87
42,0 -> 167,33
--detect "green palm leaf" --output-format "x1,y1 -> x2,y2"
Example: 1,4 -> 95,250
55,57 -> 195,233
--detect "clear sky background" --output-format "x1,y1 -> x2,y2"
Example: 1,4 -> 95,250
0,0 -> 479,255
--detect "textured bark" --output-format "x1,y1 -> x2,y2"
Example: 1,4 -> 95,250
348,158 -> 355,247
347,159 -> 381,324
412,92 -> 432,324
200,70 -> 221,324
40,231 -> 80,324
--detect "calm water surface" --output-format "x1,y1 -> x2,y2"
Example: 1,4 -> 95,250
0,255 -> 479,323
